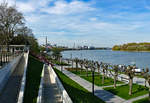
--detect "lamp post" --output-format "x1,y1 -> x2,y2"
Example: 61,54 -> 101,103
71,53 -> 73,68
60,56 -> 63,72
92,68 -> 95,95
89,61 -> 95,95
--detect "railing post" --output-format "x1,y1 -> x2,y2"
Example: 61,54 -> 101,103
3,53 -> 6,63
0,54 -> 3,66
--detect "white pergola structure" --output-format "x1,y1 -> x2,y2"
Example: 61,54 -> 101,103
0,45 -> 29,52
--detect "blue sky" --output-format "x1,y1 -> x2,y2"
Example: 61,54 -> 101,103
2,0 -> 150,47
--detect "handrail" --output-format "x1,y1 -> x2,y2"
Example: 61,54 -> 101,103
36,64 -> 45,103
48,65 -> 73,103
17,51 -> 29,103
0,52 -> 23,69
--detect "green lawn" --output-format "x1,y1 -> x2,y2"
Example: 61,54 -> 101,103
69,70 -> 123,86
23,55 -> 43,103
133,97 -> 149,103
54,68 -> 105,103
104,84 -> 148,100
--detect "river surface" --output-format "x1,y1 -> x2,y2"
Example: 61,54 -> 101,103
62,50 -> 150,69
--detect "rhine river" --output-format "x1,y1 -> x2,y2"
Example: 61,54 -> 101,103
62,50 -> 150,69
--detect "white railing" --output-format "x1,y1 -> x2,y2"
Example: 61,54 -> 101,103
17,51 -> 29,103
48,65 -> 73,103
36,64 -> 45,103
0,53 -> 23,93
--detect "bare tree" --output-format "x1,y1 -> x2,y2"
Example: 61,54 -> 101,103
0,2 -> 24,45
125,65 -> 136,95
96,61 -> 100,75
79,59 -> 84,74
109,65 -> 119,88
141,68 -> 149,87
84,60 -> 89,77
147,75 -> 150,101
141,68 -> 150,101
74,58 -> 79,72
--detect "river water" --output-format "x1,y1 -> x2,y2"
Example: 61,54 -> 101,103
62,50 -> 150,69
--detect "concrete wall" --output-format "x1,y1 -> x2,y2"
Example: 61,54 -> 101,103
48,65 -> 72,103
0,53 -> 23,93
17,51 -> 29,103
36,64 -> 45,103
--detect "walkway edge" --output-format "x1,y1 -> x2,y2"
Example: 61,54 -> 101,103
17,51 -> 29,103
36,64 -> 45,103
49,65 -> 73,103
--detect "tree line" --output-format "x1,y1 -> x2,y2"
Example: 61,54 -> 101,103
0,2 -> 39,53
112,42 -> 150,51
62,58 -> 150,100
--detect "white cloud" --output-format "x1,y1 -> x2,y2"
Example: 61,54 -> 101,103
17,2 -> 35,13
2,0 -> 150,47
89,17 -> 97,21
40,1 -> 95,15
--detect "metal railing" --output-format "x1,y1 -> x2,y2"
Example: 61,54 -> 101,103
0,51 -> 23,69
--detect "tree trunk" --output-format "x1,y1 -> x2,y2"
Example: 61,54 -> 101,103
149,86 -> 150,101
72,61 -> 73,68
86,68 -> 88,77
98,68 -> 100,75
61,65 -> 63,72
102,72 -> 104,84
145,80 -> 147,87
106,70 -> 108,78
76,62 -> 78,68
129,78 -> 133,95
114,75 -> 117,88
80,64 -> 83,74
76,62 -> 78,72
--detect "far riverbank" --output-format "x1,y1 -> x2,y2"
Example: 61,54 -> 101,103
62,50 -> 150,69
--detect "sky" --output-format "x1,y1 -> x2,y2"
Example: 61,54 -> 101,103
1,0 -> 150,47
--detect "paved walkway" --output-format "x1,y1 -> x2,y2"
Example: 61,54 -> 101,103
0,55 -> 25,103
42,65 -> 62,103
56,66 -> 126,103
61,62 -> 149,102
125,94 -> 148,103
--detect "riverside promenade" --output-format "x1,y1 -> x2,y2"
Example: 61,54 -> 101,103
58,61 -> 150,103
0,53 -> 27,103
55,66 -> 125,103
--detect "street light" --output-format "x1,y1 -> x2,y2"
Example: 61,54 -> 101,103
60,56 -> 63,72
89,61 -> 95,95
92,68 -> 95,95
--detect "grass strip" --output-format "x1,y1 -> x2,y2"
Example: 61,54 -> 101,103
54,68 -> 105,103
133,97 -> 149,103
67,69 -> 123,86
104,84 -> 148,100
23,55 -> 43,103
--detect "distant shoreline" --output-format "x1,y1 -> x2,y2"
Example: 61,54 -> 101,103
63,49 -> 150,53
112,50 -> 150,53
62,48 -> 112,51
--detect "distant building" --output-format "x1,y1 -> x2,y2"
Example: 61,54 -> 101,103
83,46 -> 88,49
89,46 -> 95,50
